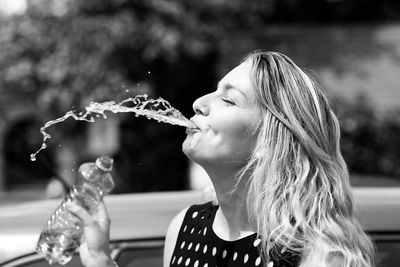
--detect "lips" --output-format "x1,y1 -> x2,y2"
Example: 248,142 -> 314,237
186,118 -> 202,134
185,128 -> 201,135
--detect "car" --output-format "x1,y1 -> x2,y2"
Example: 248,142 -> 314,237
0,187 -> 399,267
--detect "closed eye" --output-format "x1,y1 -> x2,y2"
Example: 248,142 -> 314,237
221,97 -> 235,105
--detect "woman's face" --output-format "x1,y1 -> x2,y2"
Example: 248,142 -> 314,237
182,61 -> 260,169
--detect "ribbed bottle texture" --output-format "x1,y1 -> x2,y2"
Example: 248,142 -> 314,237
36,156 -> 114,265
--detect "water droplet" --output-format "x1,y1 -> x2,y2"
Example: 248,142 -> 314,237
30,94 -> 190,159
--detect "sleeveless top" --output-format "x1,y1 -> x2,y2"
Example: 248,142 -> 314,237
170,202 -> 301,267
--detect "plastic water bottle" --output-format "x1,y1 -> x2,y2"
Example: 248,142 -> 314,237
36,156 -> 115,265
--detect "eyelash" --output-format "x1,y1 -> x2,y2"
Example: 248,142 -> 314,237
221,97 -> 235,105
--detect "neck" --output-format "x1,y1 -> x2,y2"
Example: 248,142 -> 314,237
203,165 -> 255,240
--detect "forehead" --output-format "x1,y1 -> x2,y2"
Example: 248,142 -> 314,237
219,62 -> 255,100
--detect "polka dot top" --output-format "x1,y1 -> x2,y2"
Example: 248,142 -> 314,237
169,202 -> 301,267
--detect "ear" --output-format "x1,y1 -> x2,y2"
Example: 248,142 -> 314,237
326,252 -> 345,267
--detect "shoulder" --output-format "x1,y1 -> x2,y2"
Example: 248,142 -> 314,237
163,202 -> 214,267
163,206 -> 189,267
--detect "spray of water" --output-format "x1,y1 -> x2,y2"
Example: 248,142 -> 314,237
30,94 -> 192,161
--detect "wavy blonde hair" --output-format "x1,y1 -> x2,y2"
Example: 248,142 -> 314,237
237,51 -> 376,266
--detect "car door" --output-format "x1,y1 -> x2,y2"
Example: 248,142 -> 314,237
0,238 -> 165,267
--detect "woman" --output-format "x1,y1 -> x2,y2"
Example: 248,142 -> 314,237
68,50 -> 376,267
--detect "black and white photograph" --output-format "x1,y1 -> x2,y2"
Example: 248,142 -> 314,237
0,1 -> 399,266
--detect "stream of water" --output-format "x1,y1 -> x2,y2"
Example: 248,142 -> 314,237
30,94 -> 191,161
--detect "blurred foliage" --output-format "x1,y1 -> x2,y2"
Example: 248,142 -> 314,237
1,0 -> 400,113
3,117 -> 57,189
2,0 -> 400,109
1,0 -> 400,191
336,94 -> 400,178
0,0 -> 250,115
0,0 -> 243,191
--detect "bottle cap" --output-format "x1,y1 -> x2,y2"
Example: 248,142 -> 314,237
96,156 -> 113,172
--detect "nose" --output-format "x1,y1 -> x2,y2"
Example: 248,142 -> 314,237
192,94 -> 210,116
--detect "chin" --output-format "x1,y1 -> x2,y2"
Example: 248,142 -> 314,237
182,135 -> 199,156
182,141 -> 204,165
182,142 -> 198,162
182,136 -> 225,166
182,137 -> 190,154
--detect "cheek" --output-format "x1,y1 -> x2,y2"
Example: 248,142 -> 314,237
214,119 -> 257,158
221,119 -> 255,144
229,112 -> 259,150
182,111 -> 259,162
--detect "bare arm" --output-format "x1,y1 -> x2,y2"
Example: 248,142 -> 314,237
67,199 -> 189,267
163,207 -> 188,267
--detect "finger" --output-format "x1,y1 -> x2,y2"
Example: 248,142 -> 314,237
95,200 -> 110,221
78,242 -> 90,267
95,200 -> 111,229
66,200 -> 96,227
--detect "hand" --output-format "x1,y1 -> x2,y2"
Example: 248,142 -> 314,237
66,199 -> 115,267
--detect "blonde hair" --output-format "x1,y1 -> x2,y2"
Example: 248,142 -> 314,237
237,51 -> 375,266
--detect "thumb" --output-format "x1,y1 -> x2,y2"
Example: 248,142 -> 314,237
94,200 -> 111,230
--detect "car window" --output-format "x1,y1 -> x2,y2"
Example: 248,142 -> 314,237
370,232 -> 400,267
1,255 -> 83,267
375,241 -> 400,267
112,239 -> 164,267
116,247 -> 163,267
4,237 -> 400,267
350,175 -> 400,187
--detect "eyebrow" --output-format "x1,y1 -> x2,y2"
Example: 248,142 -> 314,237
219,82 -> 248,100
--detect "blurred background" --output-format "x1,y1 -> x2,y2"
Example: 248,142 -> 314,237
1,0 -> 400,205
